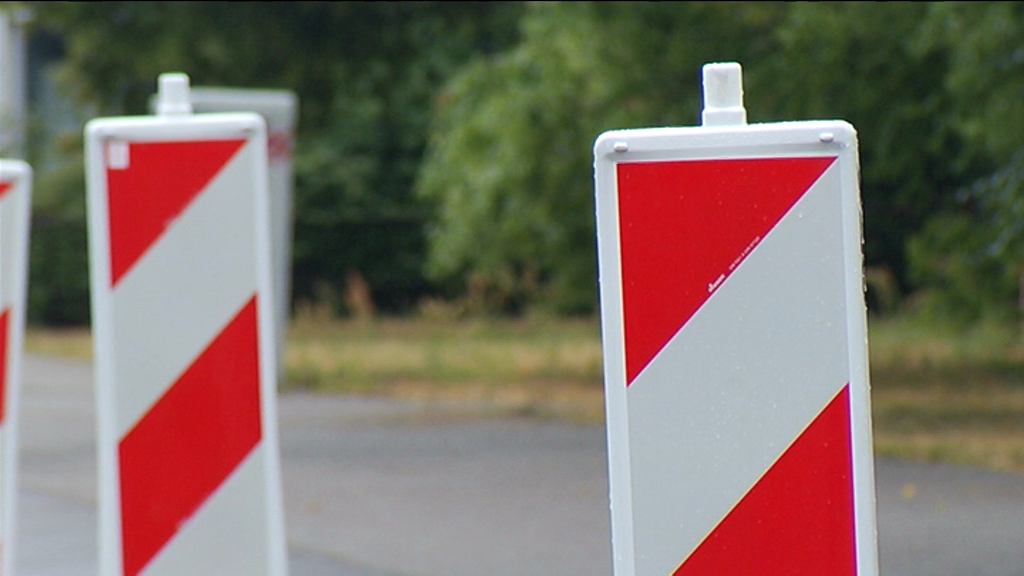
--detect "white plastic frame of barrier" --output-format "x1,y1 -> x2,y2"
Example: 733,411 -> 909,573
0,158 -> 31,575
85,75 -> 287,576
593,63 -> 878,576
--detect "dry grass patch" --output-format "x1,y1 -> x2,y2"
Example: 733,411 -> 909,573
869,316 -> 1024,472
284,314 -> 606,422
24,326 -> 93,359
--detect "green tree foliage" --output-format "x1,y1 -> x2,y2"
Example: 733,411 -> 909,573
25,131 -> 91,325
19,1 -> 1024,321
907,212 -> 1017,326
418,2 -> 791,314
419,1 -> 1007,316
759,3 -> 991,292
917,2 -> 1024,162
24,1 -> 523,320
903,2 -> 1024,324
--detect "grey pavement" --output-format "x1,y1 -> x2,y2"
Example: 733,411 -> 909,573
13,354 -> 1024,575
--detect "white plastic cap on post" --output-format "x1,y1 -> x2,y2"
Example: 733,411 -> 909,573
155,72 -> 193,116
701,62 -> 747,127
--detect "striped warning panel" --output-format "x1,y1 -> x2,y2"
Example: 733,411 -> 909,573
0,158 -> 33,576
0,178 -> 10,575
594,124 -> 877,575
0,174 -> 18,423
86,117 -> 287,576
0,176 -> 12,423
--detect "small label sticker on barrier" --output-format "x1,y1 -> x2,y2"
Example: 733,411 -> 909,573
107,140 -> 130,170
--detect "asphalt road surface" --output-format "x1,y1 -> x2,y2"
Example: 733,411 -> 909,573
13,354 -> 1024,575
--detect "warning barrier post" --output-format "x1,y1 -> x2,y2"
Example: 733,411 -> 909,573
86,73 -> 288,576
593,62 -> 879,575
0,158 -> 31,575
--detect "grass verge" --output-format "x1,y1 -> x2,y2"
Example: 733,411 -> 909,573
284,313 -> 605,422
868,316 -> 1024,472
24,326 -> 93,359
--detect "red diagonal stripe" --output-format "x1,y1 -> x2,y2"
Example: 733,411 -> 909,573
105,139 -> 246,287
0,181 -> 12,198
616,157 -> 835,385
674,384 -> 857,576
118,296 -> 263,575
0,308 -> 8,423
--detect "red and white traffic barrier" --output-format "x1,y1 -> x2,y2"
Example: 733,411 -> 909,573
0,158 -> 31,575
594,63 -> 878,575
86,73 -> 287,576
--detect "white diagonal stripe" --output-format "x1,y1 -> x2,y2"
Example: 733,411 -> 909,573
0,165 -> 29,310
